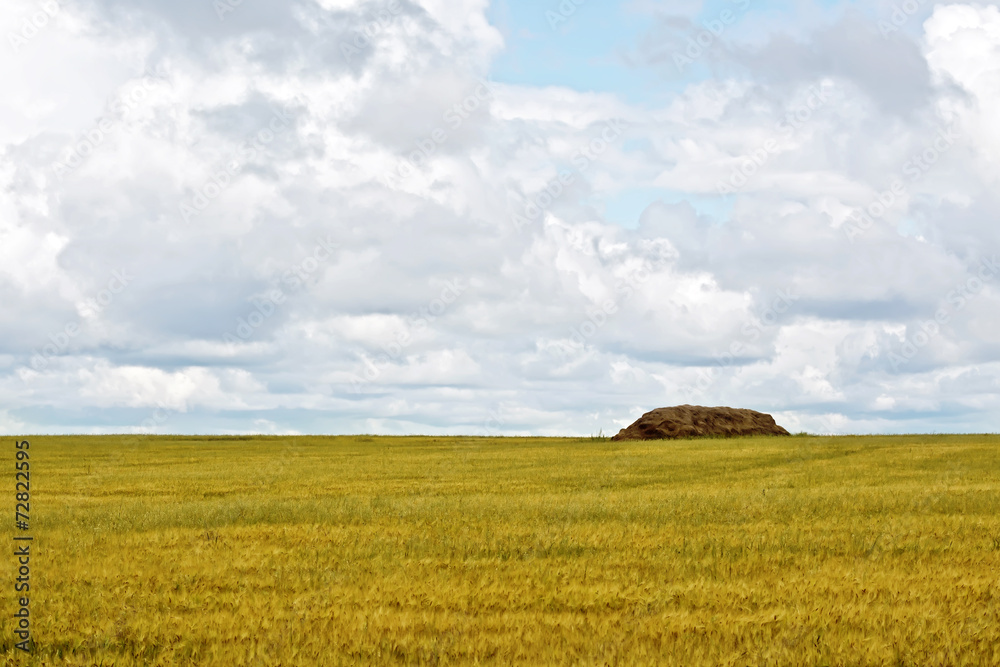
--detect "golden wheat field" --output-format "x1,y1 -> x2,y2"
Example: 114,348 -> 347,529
2,433 -> 999,666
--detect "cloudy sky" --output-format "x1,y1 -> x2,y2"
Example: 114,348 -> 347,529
2,0 -> 1000,436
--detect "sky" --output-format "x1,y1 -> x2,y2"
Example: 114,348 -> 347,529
2,0 -> 1000,436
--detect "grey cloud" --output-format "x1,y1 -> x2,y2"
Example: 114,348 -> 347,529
737,15 -> 933,117
76,0 -> 428,75
635,11 -> 933,116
